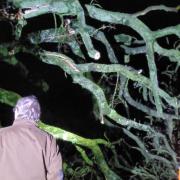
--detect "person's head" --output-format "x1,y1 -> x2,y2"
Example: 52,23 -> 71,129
13,95 -> 41,122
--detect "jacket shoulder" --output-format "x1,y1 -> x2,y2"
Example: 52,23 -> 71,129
0,126 -> 13,134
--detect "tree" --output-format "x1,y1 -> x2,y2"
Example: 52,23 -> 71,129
0,0 -> 179,179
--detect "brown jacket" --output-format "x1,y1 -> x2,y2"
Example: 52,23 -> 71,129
0,120 -> 63,180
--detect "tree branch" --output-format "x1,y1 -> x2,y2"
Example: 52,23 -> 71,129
133,5 -> 178,17
0,87 -> 120,180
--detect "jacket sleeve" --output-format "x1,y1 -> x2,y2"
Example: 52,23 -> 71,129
46,136 -> 63,180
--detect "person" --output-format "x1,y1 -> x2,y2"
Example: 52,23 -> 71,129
0,95 -> 63,180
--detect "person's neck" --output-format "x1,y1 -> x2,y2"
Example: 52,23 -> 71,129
13,119 -> 37,126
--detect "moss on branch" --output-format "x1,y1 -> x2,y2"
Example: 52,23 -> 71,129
11,0 -> 100,60
0,88 -> 120,180
1,1 -> 179,179
41,51 -> 179,115
85,5 -> 164,117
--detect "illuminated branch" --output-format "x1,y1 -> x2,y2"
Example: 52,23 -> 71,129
0,88 -> 120,180
1,1 -> 179,179
123,129 -> 177,170
153,24 -> 180,38
40,51 -> 179,114
133,5 -> 178,17
11,0 -> 100,60
40,51 -> 155,132
121,43 -> 180,65
86,5 -> 163,118
123,86 -> 178,120
0,44 -> 179,115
